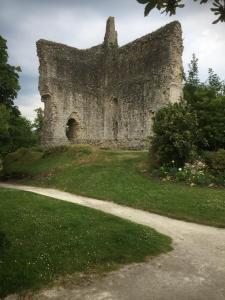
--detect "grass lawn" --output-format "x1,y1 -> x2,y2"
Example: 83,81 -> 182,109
3,145 -> 225,227
0,187 -> 171,298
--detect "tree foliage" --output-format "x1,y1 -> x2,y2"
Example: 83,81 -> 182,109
0,104 -> 38,157
207,68 -> 225,95
186,54 -> 199,87
0,104 -> 12,156
151,54 -> 225,167
9,115 -> 37,153
0,36 -> 38,157
33,107 -> 44,142
137,0 -> 225,24
151,102 -> 198,166
0,36 -> 21,111
184,80 -> 225,152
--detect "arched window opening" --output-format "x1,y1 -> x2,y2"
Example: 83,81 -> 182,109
66,118 -> 77,142
112,97 -> 118,105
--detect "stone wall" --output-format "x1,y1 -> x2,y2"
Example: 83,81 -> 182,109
36,17 -> 183,149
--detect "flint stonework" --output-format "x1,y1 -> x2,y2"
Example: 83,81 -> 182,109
37,17 -> 183,149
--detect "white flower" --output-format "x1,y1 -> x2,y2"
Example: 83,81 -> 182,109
178,168 -> 182,171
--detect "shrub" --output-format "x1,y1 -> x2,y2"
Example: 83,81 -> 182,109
204,149 -> 225,172
151,102 -> 198,167
191,171 -> 211,186
149,55 -> 225,186
150,158 -> 224,187
213,171 -> 225,186
175,168 -> 191,182
3,147 -> 43,177
2,145 -> 94,179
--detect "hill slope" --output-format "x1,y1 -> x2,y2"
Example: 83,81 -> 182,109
3,145 -> 225,227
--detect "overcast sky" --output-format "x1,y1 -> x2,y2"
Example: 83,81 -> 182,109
0,0 -> 225,120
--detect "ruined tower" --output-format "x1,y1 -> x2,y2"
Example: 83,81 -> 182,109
104,17 -> 118,47
37,17 -> 183,149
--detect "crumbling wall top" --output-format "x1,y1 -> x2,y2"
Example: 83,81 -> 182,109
104,16 -> 118,48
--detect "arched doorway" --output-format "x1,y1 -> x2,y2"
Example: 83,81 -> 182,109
66,118 -> 78,142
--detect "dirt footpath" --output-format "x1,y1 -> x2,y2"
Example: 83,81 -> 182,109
1,183 -> 225,300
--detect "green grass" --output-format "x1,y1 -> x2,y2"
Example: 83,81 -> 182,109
3,145 -> 225,227
0,187 -> 171,298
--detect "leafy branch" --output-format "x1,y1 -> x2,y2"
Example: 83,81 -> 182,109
136,0 -> 225,24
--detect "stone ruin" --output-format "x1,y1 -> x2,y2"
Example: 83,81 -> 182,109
37,17 -> 183,149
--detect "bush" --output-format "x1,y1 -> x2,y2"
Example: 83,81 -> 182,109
3,147 -> 44,177
191,171 -> 211,186
175,168 -> 191,182
213,171 -> 225,186
2,145 -> 94,179
151,102 -> 198,167
150,158 -> 225,187
204,149 -> 225,172
149,55 -> 225,186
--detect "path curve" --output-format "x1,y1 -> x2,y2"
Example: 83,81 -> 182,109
1,183 -> 225,300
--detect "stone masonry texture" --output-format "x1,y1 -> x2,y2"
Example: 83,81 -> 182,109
36,17 -> 183,149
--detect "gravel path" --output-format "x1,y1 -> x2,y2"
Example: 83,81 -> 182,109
1,183 -> 225,300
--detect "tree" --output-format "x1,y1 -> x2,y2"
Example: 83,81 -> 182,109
137,0 -> 225,24
207,68 -> 224,95
9,116 -> 38,152
186,54 -> 200,87
184,83 -> 225,151
184,55 -> 225,151
33,107 -> 44,142
0,104 -> 12,156
0,36 -> 38,157
0,36 -> 21,111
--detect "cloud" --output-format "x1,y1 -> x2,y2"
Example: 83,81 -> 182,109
0,0 -> 224,120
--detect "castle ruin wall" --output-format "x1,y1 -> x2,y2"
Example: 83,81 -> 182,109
37,17 -> 183,149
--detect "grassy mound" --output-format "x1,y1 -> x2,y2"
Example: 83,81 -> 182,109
3,145 -> 225,227
0,187 -> 171,297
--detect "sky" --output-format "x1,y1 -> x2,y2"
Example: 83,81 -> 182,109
0,0 -> 225,120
